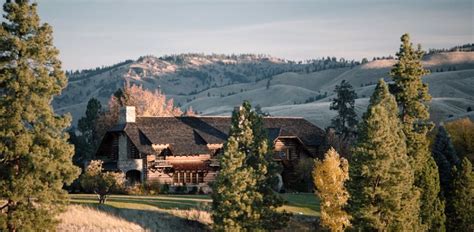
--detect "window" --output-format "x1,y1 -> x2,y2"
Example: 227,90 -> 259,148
287,148 -> 291,160
173,172 -> 179,183
278,151 -> 286,159
185,172 -> 191,183
198,172 -> 204,183
192,172 -> 197,184
287,148 -> 299,160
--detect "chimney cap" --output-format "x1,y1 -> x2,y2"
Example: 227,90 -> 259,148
119,106 -> 136,123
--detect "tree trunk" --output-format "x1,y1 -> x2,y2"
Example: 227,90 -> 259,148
7,200 -> 16,232
99,194 -> 106,204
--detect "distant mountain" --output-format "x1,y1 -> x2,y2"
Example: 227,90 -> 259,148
54,51 -> 474,129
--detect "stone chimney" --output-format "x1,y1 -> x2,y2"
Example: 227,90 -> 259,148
119,106 -> 136,123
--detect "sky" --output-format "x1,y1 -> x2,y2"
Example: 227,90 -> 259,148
33,0 -> 473,70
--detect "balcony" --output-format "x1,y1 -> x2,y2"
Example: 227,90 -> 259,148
153,160 -> 173,168
209,159 -> 220,167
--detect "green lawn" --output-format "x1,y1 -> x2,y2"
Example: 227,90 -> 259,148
70,193 -> 320,217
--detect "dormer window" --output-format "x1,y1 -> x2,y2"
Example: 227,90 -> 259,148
278,151 -> 286,159
160,148 -> 171,156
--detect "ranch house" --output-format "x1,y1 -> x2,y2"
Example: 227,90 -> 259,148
95,106 -> 325,192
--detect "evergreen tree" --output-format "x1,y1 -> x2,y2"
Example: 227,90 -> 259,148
390,33 -> 444,230
348,80 -> 420,231
330,80 -> 358,137
0,1 -> 80,230
254,104 -> 270,116
419,157 -> 446,231
313,148 -> 351,232
432,125 -> 461,196
212,101 -> 288,231
76,98 -> 102,165
446,158 -> 474,231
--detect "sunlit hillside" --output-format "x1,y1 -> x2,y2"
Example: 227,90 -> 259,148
54,52 -> 474,128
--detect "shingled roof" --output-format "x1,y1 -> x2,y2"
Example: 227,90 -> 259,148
108,116 -> 325,155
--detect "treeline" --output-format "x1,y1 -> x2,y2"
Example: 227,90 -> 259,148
66,59 -> 134,81
426,43 -> 474,55
430,66 -> 458,73
68,53 -> 364,85
293,92 -> 328,105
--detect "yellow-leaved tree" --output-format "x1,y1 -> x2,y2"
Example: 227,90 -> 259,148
96,82 -> 183,138
445,118 -> 474,164
313,147 -> 351,232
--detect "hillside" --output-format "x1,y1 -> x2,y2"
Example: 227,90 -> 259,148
54,52 -> 474,128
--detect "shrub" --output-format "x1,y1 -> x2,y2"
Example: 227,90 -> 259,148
160,183 -> 170,194
80,160 -> 125,203
189,186 -> 199,194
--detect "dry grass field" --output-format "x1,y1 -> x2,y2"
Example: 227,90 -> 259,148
56,193 -> 319,231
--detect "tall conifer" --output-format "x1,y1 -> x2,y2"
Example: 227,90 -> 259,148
432,125 -> 460,196
0,0 -> 80,230
390,33 -> 444,230
330,80 -> 358,137
76,98 -> 102,164
348,80 -> 420,231
446,158 -> 474,231
247,106 -> 289,230
212,101 -> 288,231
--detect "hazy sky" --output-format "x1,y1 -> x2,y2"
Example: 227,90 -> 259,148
35,0 -> 473,70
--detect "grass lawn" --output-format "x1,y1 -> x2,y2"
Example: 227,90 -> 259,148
70,193 -> 319,216
64,193 -> 319,231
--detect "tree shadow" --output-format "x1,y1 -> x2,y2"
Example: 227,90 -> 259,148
72,195 -> 210,210
83,203 -> 210,231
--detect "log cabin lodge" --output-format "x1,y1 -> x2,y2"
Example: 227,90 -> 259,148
95,106 -> 325,192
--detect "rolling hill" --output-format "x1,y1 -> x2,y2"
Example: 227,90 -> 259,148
54,52 -> 474,129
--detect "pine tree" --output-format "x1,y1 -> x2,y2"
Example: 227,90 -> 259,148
212,101 -> 288,231
313,148 -> 351,232
432,125 -> 461,196
419,157 -> 446,231
446,158 -> 474,231
348,80 -> 420,231
390,33 -> 444,230
0,1 -> 80,230
247,107 -> 289,230
330,80 -> 358,137
76,98 -> 102,164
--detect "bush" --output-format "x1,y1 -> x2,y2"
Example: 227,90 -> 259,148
146,181 -> 162,195
124,182 -> 170,195
80,160 -> 125,203
160,183 -> 170,194
174,184 -> 187,194
293,157 -> 314,192
189,186 -> 199,194
125,185 -> 144,195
